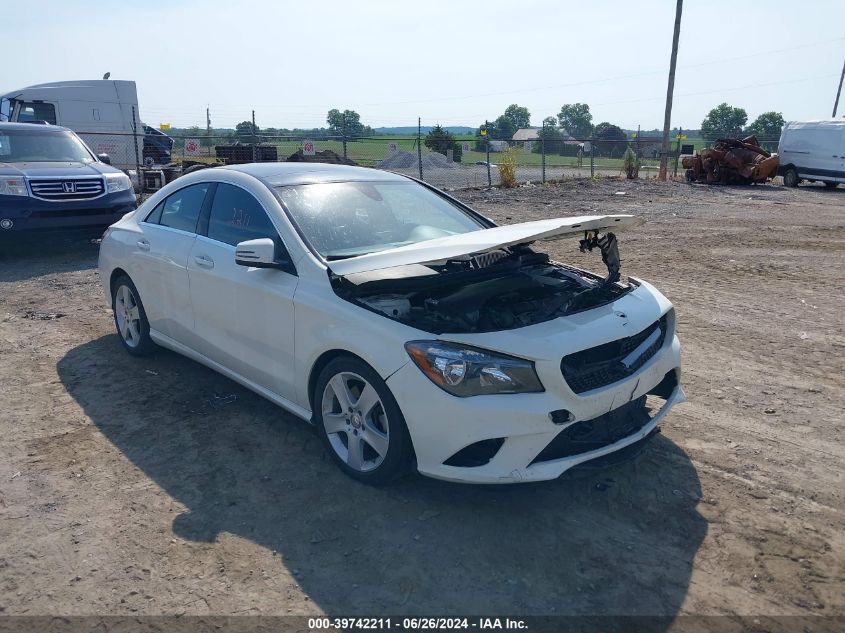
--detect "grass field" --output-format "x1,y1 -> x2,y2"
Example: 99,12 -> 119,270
168,135 -> 695,173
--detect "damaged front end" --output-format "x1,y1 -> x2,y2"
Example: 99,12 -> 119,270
331,231 -> 631,335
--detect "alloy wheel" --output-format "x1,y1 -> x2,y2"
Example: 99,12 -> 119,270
115,284 -> 142,348
321,371 -> 390,472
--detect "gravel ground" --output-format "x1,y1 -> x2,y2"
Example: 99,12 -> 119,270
0,178 -> 843,624
390,164 -> 621,190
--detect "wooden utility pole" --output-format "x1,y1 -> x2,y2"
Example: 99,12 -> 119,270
833,58 -> 845,117
659,0 -> 683,181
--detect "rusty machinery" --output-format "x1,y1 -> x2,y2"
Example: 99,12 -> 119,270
681,136 -> 779,185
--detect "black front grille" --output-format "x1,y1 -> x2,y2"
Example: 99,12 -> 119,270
530,396 -> 651,464
30,208 -> 118,218
29,178 -> 105,200
561,315 -> 668,394
444,438 -> 505,468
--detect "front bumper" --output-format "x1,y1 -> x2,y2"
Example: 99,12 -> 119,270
0,190 -> 136,233
387,333 -> 683,484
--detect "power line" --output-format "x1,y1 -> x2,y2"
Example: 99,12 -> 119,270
351,36 -> 845,108
592,73 -> 839,108
144,70 -> 832,120
140,37 -> 845,113
143,63 -> 844,129
144,73 -> 839,128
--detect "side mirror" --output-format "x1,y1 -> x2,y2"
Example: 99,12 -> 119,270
235,238 -> 289,270
97,153 -> 111,165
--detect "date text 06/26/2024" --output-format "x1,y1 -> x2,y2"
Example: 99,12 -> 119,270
307,617 -> 528,631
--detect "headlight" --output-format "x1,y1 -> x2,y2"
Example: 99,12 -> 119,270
105,172 -> 132,193
0,175 -> 28,196
405,340 -> 544,397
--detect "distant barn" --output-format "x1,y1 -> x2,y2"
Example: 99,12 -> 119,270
512,128 -> 541,142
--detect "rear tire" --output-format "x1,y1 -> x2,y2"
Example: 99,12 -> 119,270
314,356 -> 414,485
783,167 -> 799,188
111,275 -> 156,356
824,181 -> 839,189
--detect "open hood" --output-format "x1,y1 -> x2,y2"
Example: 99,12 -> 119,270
328,215 -> 642,276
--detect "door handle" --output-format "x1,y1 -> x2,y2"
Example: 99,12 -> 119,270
136,239 -> 150,251
194,254 -> 214,268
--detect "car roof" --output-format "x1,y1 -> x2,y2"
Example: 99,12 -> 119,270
219,161 -> 410,187
0,122 -> 72,133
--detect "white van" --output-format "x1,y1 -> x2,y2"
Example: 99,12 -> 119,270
0,80 -> 144,171
778,119 -> 845,188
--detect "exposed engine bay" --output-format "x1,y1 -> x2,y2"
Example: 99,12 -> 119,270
331,232 -> 633,334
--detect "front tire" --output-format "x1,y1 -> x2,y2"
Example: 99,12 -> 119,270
783,167 -> 799,188
824,181 -> 839,189
111,275 -> 156,356
314,356 -> 414,485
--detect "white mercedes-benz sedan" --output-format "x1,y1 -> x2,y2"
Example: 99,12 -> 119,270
98,163 -> 683,485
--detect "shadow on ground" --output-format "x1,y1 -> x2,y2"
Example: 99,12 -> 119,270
0,232 -> 100,282
58,334 -> 706,618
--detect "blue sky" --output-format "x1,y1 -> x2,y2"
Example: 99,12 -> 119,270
2,0 -> 843,129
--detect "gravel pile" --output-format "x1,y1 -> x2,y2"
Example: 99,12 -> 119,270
378,150 -> 457,170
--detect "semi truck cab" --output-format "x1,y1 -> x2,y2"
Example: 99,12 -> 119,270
0,79 -> 172,171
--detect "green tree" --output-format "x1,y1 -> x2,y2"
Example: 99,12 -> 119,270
745,111 -> 784,140
424,124 -> 462,162
503,104 -> 531,131
476,105 -> 532,143
593,122 -> 628,157
701,103 -> 748,140
534,116 -> 564,154
326,109 -> 364,137
235,120 -> 259,143
557,103 -> 593,139
492,114 -> 516,140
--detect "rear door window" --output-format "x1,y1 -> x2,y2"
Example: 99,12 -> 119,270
147,183 -> 210,233
144,200 -> 165,225
206,183 -> 278,246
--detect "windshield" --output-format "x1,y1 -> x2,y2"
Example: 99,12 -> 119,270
275,181 -> 486,259
0,129 -> 94,163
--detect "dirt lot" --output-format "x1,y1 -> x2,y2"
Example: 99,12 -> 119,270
384,164 -> 622,190
0,177 -> 843,625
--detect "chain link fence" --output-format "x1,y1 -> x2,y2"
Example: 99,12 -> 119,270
73,126 -> 783,200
